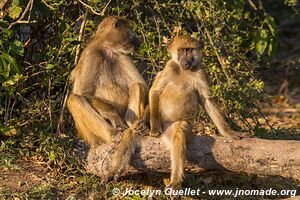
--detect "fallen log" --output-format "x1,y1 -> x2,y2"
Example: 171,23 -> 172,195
86,135 -> 300,181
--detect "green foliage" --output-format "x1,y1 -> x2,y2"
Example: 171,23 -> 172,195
0,0 -> 281,138
0,28 -> 23,88
8,2 -> 23,20
1,0 -> 299,194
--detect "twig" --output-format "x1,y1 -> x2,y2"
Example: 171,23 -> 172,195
0,0 -> 10,10
196,10 -> 231,82
247,0 -> 257,10
47,77 -> 53,134
203,27 -> 231,84
56,87 -> 69,136
18,0 -> 34,20
28,0 -> 34,21
147,2 -> 172,34
100,0 -> 112,16
4,95 -> 11,125
41,0 -> 54,10
8,20 -> 37,26
78,0 -> 101,15
78,0 -> 112,16
8,0 -> 34,29
56,9 -> 88,136
74,9 -> 88,65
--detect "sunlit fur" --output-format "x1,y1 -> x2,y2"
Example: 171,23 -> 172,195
168,36 -> 201,68
149,35 -> 242,192
93,16 -> 139,54
67,16 -> 148,182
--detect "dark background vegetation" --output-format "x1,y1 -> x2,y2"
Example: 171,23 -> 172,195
0,0 -> 299,199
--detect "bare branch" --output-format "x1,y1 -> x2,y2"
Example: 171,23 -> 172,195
41,0 -> 55,10
8,0 -> 35,29
203,27 -> 231,82
77,0 -> 112,16
0,0 -> 11,10
74,9 -> 88,65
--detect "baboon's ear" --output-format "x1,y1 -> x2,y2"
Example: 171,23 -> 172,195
163,36 -> 171,49
173,26 -> 182,37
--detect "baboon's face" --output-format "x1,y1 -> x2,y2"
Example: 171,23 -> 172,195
168,36 -> 202,70
177,48 -> 201,70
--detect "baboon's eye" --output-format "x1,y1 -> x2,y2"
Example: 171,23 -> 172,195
188,49 -> 193,53
178,49 -> 184,53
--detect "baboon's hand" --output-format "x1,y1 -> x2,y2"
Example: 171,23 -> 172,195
116,120 -> 128,133
132,119 -> 149,136
111,121 -> 128,143
149,129 -> 161,137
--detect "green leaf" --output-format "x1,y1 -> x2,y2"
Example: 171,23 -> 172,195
9,56 -> 21,73
49,151 -> 56,161
13,0 -> 20,6
0,21 -> 10,29
0,53 -> 11,78
267,37 -> 278,57
46,64 -> 55,70
0,53 -> 22,80
10,40 -> 24,56
264,16 -> 277,36
70,40 -> 81,45
2,73 -> 22,88
1,126 -> 17,137
8,3 -> 23,19
234,0 -> 245,16
132,194 -> 141,200
255,29 -> 269,59
2,79 -> 16,87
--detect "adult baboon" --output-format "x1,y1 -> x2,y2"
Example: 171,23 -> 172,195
67,15 -> 148,148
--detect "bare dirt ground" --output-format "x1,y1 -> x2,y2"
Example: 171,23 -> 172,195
262,104 -> 300,134
0,160 -> 50,193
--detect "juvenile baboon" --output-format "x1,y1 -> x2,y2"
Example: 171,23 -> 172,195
67,16 -> 148,174
149,36 -> 243,190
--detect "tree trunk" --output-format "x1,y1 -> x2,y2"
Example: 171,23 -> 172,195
86,135 -> 300,181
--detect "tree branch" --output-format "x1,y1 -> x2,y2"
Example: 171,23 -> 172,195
77,0 -> 112,16
87,135 -> 300,181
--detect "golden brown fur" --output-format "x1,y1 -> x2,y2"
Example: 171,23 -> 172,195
149,35 -> 242,190
67,16 -> 148,180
